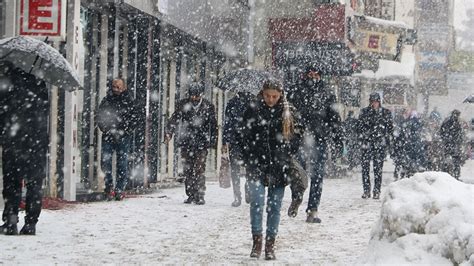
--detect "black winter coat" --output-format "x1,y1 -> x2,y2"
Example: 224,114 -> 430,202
358,106 -> 393,148
0,68 -> 48,154
289,79 -> 339,142
165,98 -> 218,151
223,93 -> 253,149
440,116 -> 465,157
240,98 -> 304,187
400,117 -> 425,165
97,90 -> 137,141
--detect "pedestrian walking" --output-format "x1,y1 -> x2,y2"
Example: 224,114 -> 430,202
399,110 -> 425,177
222,91 -> 253,207
440,109 -> 467,179
288,65 -> 343,223
240,78 -> 304,260
343,111 -> 360,171
164,82 -> 218,205
358,92 -> 393,199
391,108 -> 407,180
0,61 -> 49,235
97,78 -> 137,201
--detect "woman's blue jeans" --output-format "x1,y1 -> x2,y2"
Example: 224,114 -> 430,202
248,179 -> 285,238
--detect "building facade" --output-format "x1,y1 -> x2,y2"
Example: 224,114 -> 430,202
0,0 -> 249,200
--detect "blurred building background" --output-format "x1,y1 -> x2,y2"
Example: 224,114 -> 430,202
0,0 -> 471,201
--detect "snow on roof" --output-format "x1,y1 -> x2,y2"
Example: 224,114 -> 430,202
375,51 -> 415,80
353,50 -> 415,83
363,172 -> 474,265
362,15 -> 411,29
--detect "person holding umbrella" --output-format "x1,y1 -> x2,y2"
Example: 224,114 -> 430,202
0,60 -> 49,235
222,91 -> 253,207
240,78 -> 304,260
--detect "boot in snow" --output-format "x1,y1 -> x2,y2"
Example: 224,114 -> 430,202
231,198 -> 241,207
361,191 -> 371,199
372,192 -> 380,200
195,194 -> 205,205
250,234 -> 262,258
19,223 -> 36,235
183,196 -> 194,204
306,210 -> 321,223
264,236 -> 276,260
287,199 -> 302,218
1,215 -> 18,235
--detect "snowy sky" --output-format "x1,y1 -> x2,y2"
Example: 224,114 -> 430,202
454,0 -> 472,30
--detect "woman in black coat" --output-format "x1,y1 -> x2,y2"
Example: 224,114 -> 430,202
240,79 -> 303,260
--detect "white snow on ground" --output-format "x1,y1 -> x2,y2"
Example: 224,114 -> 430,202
362,171 -> 474,265
0,160 -> 473,264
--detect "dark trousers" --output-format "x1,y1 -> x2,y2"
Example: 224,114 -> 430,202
181,148 -> 208,199
361,142 -> 386,194
229,148 -> 246,201
2,145 -> 46,225
101,135 -> 132,193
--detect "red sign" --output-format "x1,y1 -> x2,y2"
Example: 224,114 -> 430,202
19,0 -> 65,39
268,4 -> 346,42
368,35 -> 380,49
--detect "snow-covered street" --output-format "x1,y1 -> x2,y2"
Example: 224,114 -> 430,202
0,160 -> 473,264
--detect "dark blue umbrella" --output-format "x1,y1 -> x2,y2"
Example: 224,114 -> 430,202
216,68 -> 273,95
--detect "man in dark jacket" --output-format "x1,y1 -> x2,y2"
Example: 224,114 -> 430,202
0,61 -> 49,235
440,109 -> 466,179
358,92 -> 393,199
222,91 -> 253,207
288,66 -> 343,223
165,82 -> 218,205
97,78 -> 136,200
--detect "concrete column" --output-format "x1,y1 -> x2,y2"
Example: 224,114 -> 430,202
63,0 -> 82,200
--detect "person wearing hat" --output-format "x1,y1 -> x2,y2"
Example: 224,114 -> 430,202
439,109 -> 467,179
357,92 -> 393,199
164,82 -> 218,205
287,65 -> 343,223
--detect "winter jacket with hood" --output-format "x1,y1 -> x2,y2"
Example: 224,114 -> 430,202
240,96 -> 304,187
358,104 -> 393,147
440,114 -> 466,157
165,98 -> 218,151
97,89 -> 137,140
289,78 -> 341,143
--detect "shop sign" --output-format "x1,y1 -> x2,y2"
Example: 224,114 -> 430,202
19,0 -> 66,40
273,42 -> 354,76
352,30 -> 399,56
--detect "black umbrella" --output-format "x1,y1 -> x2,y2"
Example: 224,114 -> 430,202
463,94 -> 474,103
0,36 -> 81,90
216,68 -> 273,95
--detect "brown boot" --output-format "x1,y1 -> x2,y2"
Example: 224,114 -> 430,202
250,234 -> 263,258
265,236 -> 276,260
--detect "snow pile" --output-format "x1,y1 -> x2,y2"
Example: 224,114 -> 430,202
363,172 -> 474,265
